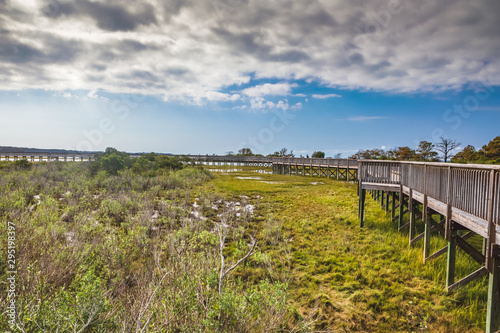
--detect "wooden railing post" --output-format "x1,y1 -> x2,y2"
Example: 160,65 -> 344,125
486,169 -> 499,333
445,166 -> 452,240
423,194 -> 431,262
486,169 -> 497,272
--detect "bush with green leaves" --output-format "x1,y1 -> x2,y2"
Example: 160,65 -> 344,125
0,161 -> 290,332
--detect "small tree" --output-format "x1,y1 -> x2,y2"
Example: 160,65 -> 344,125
451,145 -> 478,163
238,148 -> 253,156
394,146 -> 415,161
479,136 -> 500,163
100,153 -> 126,175
311,151 -> 325,158
268,148 -> 294,157
416,141 -> 438,161
435,137 -> 461,162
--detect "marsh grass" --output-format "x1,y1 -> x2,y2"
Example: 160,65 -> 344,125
206,169 -> 486,332
0,162 -> 487,332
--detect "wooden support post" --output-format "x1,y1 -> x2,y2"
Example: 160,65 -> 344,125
391,192 -> 396,221
486,169 -> 497,273
409,189 -> 415,245
423,195 -> 431,263
446,228 -> 457,289
385,192 -> 389,213
399,186 -> 404,229
347,160 -> 350,182
486,256 -> 500,333
359,189 -> 366,228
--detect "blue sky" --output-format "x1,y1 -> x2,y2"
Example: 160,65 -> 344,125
1,1 -> 500,157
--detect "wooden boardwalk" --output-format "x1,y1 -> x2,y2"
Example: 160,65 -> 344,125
358,160 -> 500,333
0,152 -> 96,162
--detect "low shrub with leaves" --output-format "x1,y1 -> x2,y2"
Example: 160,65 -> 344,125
0,159 -> 291,332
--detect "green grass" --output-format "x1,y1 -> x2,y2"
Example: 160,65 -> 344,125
205,168 -> 487,332
0,162 -> 488,332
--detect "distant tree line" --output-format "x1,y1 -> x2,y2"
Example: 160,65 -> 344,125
90,147 -> 191,175
351,136 -> 500,164
226,148 -> 340,159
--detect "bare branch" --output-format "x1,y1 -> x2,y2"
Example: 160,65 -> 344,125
136,270 -> 170,333
222,237 -> 257,279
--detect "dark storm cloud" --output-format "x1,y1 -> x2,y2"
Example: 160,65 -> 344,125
42,0 -> 157,31
90,64 -> 107,72
0,34 -> 82,65
2,0 -> 500,98
212,27 -> 309,63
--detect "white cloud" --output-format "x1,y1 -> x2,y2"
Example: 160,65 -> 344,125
87,90 -> 98,99
62,92 -> 79,99
1,0 -> 499,103
348,116 -> 386,122
205,91 -> 240,102
312,93 -> 342,99
242,83 -> 297,98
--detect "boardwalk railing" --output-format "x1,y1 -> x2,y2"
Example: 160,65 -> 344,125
183,155 -> 358,167
0,152 -> 96,162
358,160 -> 500,333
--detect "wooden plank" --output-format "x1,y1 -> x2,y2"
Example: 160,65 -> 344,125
399,222 -> 410,231
402,185 -> 498,240
448,266 -> 488,292
361,183 -> 401,191
431,221 -> 486,264
425,245 -> 448,262
410,231 -> 425,245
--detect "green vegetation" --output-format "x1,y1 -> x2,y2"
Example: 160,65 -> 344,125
452,136 -> 500,164
0,160 -> 290,332
89,148 -> 190,176
0,155 -> 488,332
311,151 -> 325,158
206,170 -> 486,332
355,135 -> 500,164
268,148 -> 295,158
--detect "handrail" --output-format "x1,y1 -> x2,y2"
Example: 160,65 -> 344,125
358,160 -> 499,225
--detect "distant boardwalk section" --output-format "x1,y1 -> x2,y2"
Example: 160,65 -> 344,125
0,152 -> 96,162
